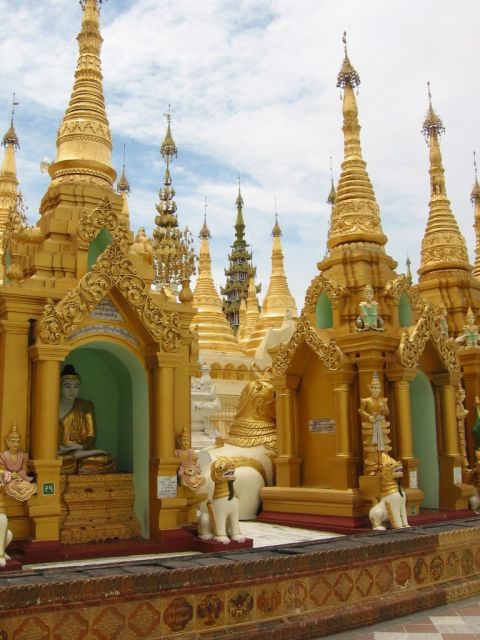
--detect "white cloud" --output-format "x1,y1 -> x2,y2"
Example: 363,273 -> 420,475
0,0 -> 479,308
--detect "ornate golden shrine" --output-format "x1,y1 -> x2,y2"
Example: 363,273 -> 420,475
0,0 -> 197,548
261,37 -> 477,524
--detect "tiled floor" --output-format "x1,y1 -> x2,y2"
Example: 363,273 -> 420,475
322,596 -> 480,639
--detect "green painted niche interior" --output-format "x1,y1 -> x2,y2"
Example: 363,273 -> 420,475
399,292 -> 412,327
87,228 -> 112,270
316,291 -> 333,328
63,341 -> 149,536
410,370 -> 439,508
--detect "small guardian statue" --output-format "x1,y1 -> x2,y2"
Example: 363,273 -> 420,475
369,453 -> 410,530
359,372 -> 391,475
356,284 -> 384,332
0,473 -> 13,567
456,307 -> 480,347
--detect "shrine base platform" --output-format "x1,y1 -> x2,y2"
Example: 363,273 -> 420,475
2,519 -> 480,639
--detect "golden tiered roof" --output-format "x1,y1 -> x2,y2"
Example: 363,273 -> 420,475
191,214 -> 243,354
48,0 -> 116,189
418,83 -> 470,278
243,214 -> 297,355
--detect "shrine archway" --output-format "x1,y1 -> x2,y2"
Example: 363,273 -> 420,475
63,340 -> 149,536
410,370 -> 439,508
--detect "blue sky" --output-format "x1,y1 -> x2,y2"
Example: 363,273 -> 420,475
1,0 -> 480,308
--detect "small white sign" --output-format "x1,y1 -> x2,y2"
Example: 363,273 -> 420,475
90,297 -> 124,322
453,466 -> 462,485
157,475 -> 177,498
409,470 -> 418,489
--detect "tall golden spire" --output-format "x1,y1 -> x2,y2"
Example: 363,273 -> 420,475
327,33 -> 386,251
192,201 -> 242,354
327,156 -> 336,206
243,275 -> 260,340
471,152 -> 480,279
49,0 -> 116,188
418,83 -> 470,278
244,210 -> 298,355
0,96 -> 21,281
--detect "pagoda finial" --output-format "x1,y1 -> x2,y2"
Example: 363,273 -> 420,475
117,144 -> 130,193
49,0 -> 115,188
2,94 -> 19,150
199,197 -> 211,240
161,106 -> 177,163
337,31 -> 360,89
152,115 -> 195,288
272,199 -> 281,237
471,151 -> 480,203
471,151 -> 480,278
327,156 -> 336,205
327,35 -> 386,252
422,82 -> 445,140
418,85 -> 470,278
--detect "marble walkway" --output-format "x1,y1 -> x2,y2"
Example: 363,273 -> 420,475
322,595 -> 480,640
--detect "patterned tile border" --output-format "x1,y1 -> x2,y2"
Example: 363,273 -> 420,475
2,520 -> 480,639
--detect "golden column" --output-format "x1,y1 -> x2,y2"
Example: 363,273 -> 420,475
432,373 -> 474,509
273,374 -> 301,487
328,366 -> 358,489
148,351 -> 187,537
27,344 -> 69,542
386,367 -> 424,514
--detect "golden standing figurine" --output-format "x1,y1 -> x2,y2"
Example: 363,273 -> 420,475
0,423 -> 37,501
58,365 -> 116,474
455,385 -> 469,469
359,372 -> 391,475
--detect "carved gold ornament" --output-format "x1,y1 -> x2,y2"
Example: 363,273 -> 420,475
38,242 -> 181,351
304,273 -> 343,313
271,314 -> 344,376
78,197 -> 129,249
397,304 -> 459,372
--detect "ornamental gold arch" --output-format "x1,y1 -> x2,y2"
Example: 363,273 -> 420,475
303,273 -> 344,313
37,199 -> 182,352
397,303 -> 460,373
271,313 -> 344,377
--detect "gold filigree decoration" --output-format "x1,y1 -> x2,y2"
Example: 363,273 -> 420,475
397,304 -> 459,373
304,273 -> 344,312
38,242 -> 182,351
213,455 -> 268,484
78,197 -> 129,249
271,313 -> 344,376
384,276 -> 427,313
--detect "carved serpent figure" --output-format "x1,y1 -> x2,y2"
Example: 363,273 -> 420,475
369,453 -> 410,531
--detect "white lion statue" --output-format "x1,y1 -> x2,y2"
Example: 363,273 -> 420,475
369,453 -> 410,531
0,472 -> 13,567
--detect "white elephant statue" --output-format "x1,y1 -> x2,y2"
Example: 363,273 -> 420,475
369,453 -> 410,531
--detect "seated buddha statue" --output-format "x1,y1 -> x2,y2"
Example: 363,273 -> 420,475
58,365 -> 116,474
356,284 -> 384,332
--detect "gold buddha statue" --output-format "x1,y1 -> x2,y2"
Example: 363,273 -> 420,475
58,365 -> 116,474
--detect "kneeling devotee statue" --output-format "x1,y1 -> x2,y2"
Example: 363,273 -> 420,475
58,365 -> 116,474
0,423 -> 37,501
